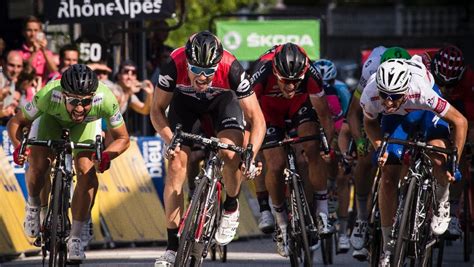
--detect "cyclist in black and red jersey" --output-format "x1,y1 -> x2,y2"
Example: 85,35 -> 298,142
424,45 -> 474,239
250,43 -> 335,257
150,31 -> 266,266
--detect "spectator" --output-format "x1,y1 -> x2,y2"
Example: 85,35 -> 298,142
113,59 -> 153,115
88,61 -> 113,82
18,16 -> 57,83
58,44 -> 79,74
0,50 -> 24,119
16,63 -> 40,105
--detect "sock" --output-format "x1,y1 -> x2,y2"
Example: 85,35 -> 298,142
28,195 -> 41,207
223,194 -> 239,212
314,190 -> 329,215
256,191 -> 271,212
381,226 -> 391,252
436,183 -> 450,204
338,216 -> 349,235
166,228 -> 179,252
70,220 -> 86,239
273,204 -> 288,228
356,194 -> 369,221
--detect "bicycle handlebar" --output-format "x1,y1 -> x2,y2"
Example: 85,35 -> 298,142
260,134 -> 320,150
169,124 -> 246,154
379,135 -> 458,175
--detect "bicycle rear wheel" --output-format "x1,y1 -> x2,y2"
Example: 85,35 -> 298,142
393,177 -> 417,267
292,176 -> 313,267
175,177 -> 209,267
320,234 -> 333,265
49,172 -> 66,267
368,226 -> 382,267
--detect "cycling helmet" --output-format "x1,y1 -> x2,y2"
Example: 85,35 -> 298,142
185,31 -> 223,68
273,43 -> 309,80
376,59 -> 411,94
431,45 -> 465,86
314,59 -> 337,82
61,64 -> 98,95
380,47 -> 411,63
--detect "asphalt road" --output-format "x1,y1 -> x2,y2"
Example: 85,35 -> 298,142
2,235 -> 473,267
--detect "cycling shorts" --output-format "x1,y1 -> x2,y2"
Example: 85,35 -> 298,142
167,91 -> 244,147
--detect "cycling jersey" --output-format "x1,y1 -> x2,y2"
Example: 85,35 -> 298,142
157,47 -> 252,100
323,84 -> 344,132
355,46 -> 387,98
360,56 -> 450,119
22,80 -> 123,151
437,67 -> 474,121
331,80 -> 351,115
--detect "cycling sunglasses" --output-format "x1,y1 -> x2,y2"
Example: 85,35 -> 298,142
274,70 -> 304,85
378,91 -> 405,101
187,63 -> 218,77
64,95 -> 94,106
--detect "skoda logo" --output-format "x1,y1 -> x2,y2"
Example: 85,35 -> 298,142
223,31 -> 241,50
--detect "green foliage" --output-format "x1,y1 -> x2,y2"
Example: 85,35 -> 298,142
165,0 -> 274,48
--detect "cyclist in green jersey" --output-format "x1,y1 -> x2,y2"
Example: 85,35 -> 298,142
7,64 -> 130,261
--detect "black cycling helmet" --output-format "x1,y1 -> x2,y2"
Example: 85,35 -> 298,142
273,43 -> 309,80
61,64 -> 98,95
185,31 -> 223,68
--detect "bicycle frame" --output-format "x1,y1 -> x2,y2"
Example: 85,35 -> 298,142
20,128 -> 101,267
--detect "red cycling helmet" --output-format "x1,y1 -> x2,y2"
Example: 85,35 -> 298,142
431,45 -> 465,86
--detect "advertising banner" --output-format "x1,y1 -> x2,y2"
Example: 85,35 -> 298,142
216,20 -> 320,61
0,126 -> 27,199
136,136 -> 166,201
44,0 -> 176,24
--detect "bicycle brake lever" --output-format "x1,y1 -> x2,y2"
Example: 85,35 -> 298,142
243,144 -> 253,170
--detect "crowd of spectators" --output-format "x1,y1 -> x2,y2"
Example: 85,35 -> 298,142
0,16 -> 173,136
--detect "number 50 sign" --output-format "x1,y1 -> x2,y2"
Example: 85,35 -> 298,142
80,43 -> 102,62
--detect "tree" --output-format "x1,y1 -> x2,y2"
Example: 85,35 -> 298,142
165,0 -> 275,48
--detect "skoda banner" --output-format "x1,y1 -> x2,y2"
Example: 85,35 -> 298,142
44,0 -> 176,24
216,20 -> 320,61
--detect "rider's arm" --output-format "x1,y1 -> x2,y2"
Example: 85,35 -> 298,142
7,110 -> 32,147
363,115 -> 383,150
105,123 -> 130,159
347,94 -> 364,141
310,94 -> 335,144
129,80 -> 154,115
238,93 -> 266,157
441,105 -> 468,160
150,87 -> 174,144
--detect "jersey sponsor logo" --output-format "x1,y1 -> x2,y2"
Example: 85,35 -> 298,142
84,116 -> 98,122
250,64 -> 266,84
92,93 -> 104,106
298,106 -> 308,116
308,65 -> 320,79
434,98 -> 447,114
370,96 -> 380,101
51,90 -> 62,103
407,93 -> 420,99
109,110 -> 123,127
24,102 -> 38,118
427,96 -> 435,106
364,59 -> 372,69
432,115 -> 440,126
236,73 -> 250,93
158,74 -> 173,88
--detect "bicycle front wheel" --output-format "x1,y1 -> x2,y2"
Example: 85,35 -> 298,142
393,177 -> 417,267
175,177 -> 209,267
49,171 -> 66,267
291,175 -> 313,267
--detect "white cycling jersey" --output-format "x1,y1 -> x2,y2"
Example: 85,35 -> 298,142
360,55 -> 450,120
356,46 -> 387,94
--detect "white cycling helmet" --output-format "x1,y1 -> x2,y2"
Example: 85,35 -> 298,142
314,59 -> 337,82
376,59 -> 411,94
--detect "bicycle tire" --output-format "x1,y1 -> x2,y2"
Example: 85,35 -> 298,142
393,177 -> 417,267
436,237 -> 445,267
463,180 -> 471,262
369,227 -> 382,267
175,177 -> 208,267
292,176 -> 313,267
49,172 -> 65,267
321,235 -> 333,265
